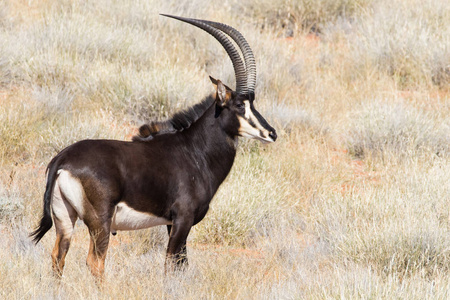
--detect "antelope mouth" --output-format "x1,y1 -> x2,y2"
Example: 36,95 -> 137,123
238,126 -> 277,143
260,137 -> 275,144
257,132 -> 277,144
253,130 -> 277,143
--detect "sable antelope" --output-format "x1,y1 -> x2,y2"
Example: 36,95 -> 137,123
30,14 -> 277,279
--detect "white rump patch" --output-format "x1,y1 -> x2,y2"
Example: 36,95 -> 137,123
56,170 -> 85,217
111,202 -> 172,234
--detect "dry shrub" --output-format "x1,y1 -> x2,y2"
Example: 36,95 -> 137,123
311,158 -> 450,278
345,0 -> 450,88
242,0 -> 372,35
345,99 -> 449,159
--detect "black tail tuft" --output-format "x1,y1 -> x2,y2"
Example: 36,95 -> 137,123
30,214 -> 53,244
30,156 -> 61,244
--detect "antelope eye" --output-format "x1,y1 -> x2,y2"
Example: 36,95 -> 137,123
235,102 -> 245,109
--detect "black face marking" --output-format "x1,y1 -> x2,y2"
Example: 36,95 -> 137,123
250,102 -> 275,133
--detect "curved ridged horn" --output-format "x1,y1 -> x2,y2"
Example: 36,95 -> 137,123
160,14 -> 248,95
202,20 -> 256,98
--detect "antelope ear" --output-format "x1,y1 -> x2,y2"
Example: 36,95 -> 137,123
210,76 -> 232,106
209,75 -> 219,86
210,76 -> 233,92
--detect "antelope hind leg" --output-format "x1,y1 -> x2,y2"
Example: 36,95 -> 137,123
51,180 -> 77,278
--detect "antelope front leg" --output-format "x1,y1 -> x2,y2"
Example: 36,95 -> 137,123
165,211 -> 193,272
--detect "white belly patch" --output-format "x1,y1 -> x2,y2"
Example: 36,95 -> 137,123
110,202 -> 172,234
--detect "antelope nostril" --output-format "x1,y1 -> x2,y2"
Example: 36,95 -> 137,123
269,131 -> 277,141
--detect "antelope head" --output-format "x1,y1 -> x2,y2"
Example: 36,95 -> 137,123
161,14 -> 277,143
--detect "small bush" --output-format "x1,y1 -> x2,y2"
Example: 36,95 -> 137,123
348,0 -> 450,88
345,99 -> 449,158
242,0 -> 372,35
0,186 -> 23,222
312,158 -> 450,278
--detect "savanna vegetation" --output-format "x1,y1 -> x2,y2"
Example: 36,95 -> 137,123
0,0 -> 449,298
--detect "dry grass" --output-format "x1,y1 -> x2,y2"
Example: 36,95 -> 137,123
1,0 -> 449,298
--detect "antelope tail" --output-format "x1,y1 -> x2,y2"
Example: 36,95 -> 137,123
30,158 -> 60,244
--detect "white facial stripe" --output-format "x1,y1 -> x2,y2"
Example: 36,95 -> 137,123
238,115 -> 261,136
244,100 -> 251,119
56,170 -> 85,217
111,202 -> 172,233
237,115 -> 273,143
243,101 -> 269,132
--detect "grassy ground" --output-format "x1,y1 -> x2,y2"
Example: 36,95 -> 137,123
1,0 -> 449,298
